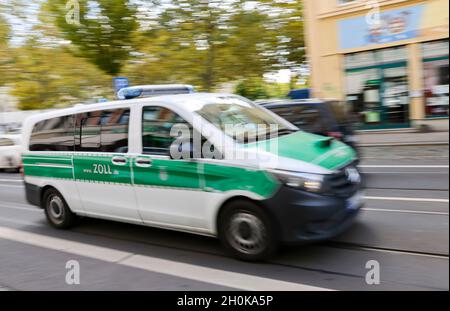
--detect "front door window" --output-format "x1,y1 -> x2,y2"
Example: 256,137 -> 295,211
142,106 -> 190,156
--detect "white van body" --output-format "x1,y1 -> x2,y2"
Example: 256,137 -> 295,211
21,93 -> 362,260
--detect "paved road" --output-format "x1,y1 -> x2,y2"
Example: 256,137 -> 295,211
0,146 -> 448,291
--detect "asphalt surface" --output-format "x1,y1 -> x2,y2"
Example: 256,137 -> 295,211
0,145 -> 448,291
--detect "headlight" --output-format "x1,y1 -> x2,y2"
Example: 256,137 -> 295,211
270,170 -> 324,193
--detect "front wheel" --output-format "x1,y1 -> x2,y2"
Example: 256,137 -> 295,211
43,188 -> 77,229
218,200 -> 279,261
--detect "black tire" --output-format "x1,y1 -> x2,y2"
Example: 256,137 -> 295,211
218,200 -> 279,261
43,188 -> 77,229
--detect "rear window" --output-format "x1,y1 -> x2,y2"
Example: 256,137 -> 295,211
30,116 -> 75,151
30,108 -> 130,153
269,104 -> 328,134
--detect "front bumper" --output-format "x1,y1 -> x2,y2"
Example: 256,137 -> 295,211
261,185 -> 363,244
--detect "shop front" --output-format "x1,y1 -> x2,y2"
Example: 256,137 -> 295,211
333,1 -> 449,130
422,40 -> 449,119
345,47 -> 410,130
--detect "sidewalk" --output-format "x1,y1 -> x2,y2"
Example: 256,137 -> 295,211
357,130 -> 449,147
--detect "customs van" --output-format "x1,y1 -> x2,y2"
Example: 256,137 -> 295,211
21,87 -> 364,261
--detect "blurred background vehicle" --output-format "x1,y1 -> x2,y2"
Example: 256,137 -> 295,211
287,88 -> 311,100
0,123 -> 22,135
258,99 -> 359,151
0,134 -> 21,172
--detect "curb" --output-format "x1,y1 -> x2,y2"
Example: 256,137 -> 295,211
359,141 -> 449,147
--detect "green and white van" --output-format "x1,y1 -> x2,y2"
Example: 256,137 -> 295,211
21,91 -> 363,261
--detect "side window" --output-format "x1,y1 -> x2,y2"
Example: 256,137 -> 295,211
142,106 -> 191,156
101,109 -> 130,153
75,108 -> 129,153
142,106 -> 223,159
30,116 -> 75,151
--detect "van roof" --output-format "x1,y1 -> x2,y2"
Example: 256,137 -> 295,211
22,92 -> 241,125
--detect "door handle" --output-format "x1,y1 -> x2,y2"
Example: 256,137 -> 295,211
112,156 -> 127,166
135,158 -> 152,168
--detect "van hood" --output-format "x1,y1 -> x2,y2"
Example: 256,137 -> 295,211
244,131 -> 357,172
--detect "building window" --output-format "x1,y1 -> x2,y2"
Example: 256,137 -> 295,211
344,46 -> 410,129
422,40 -> 449,118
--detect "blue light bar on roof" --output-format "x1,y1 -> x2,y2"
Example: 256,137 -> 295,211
117,84 -> 195,100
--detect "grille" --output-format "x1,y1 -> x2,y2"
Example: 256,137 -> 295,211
324,163 -> 362,198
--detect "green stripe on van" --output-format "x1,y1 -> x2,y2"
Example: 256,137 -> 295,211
23,165 -> 73,179
22,153 -> 279,199
22,155 -> 72,165
22,154 -> 73,179
202,163 -> 279,199
73,154 -> 132,184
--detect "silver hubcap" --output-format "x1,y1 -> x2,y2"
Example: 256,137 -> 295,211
226,212 -> 267,255
48,196 -> 64,223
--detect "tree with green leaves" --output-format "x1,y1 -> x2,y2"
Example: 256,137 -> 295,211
0,14 -> 13,86
10,40 -> 112,110
131,0 -> 305,90
3,0 -> 306,110
126,0 -> 303,91
45,0 -> 138,76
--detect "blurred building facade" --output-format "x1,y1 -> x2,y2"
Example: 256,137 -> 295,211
304,0 -> 449,130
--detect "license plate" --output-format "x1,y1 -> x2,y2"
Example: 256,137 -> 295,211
347,191 -> 364,210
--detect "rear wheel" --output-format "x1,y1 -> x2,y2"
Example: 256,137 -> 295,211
218,200 -> 279,261
43,188 -> 77,229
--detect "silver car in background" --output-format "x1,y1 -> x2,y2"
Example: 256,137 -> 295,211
0,134 -> 22,172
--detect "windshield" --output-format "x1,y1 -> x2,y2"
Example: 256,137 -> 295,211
193,96 -> 294,143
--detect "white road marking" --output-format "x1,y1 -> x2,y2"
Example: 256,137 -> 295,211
0,226 -> 332,291
363,156 -> 449,159
0,216 -> 40,226
362,208 -> 449,216
0,204 -> 42,213
0,184 -> 23,188
364,196 -> 449,203
359,165 -> 449,168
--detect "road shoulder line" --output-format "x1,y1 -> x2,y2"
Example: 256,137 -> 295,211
0,226 -> 332,291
